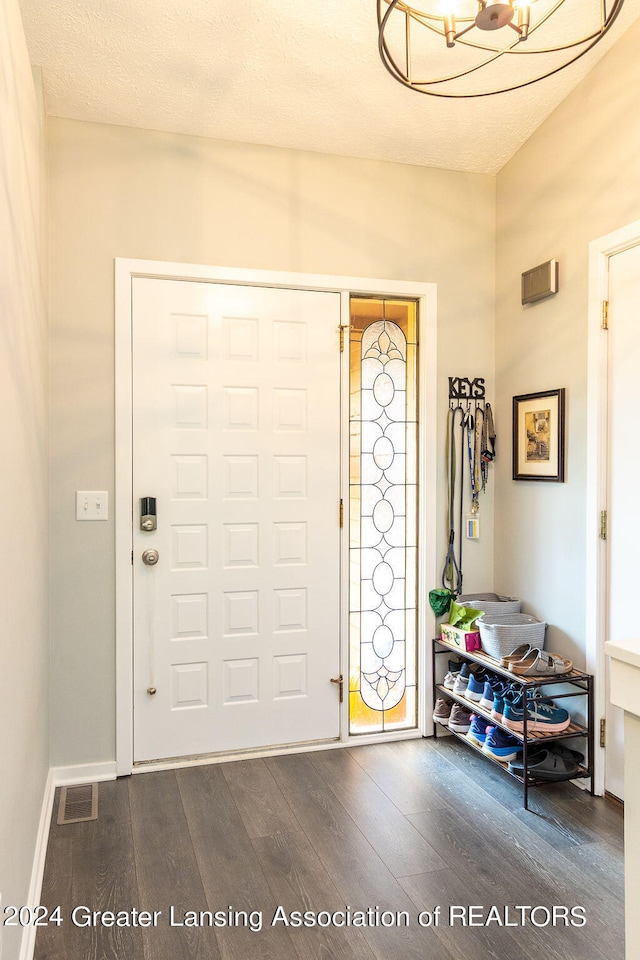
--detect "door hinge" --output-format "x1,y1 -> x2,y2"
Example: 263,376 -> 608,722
330,674 -> 344,702
339,324 -> 349,352
600,509 -> 608,540
339,498 -> 344,527
600,718 -> 606,749
602,300 -> 609,330
131,549 -> 134,565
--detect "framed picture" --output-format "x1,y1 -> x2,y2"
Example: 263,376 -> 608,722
512,388 -> 565,482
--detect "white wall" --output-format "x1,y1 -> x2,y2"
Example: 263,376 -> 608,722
0,1 -> 49,956
495,18 -> 640,667
47,118 -> 496,764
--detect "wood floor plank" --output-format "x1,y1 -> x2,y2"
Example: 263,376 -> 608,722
264,753 -> 327,796
347,742 -> 445,815
399,868 -> 535,960
221,758 -> 299,839
556,840 -> 624,899
541,783 -> 624,854
399,867 -> 613,960
309,748 -> 447,878
128,770 -> 220,960
252,829 -> 377,960
176,763 -> 299,960
34,816 -> 75,960
282,785 -> 454,960
36,780 -> 144,960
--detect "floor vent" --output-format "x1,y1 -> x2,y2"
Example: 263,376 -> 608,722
57,783 -> 98,825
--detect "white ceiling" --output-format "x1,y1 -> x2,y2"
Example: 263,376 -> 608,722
18,0 -> 640,175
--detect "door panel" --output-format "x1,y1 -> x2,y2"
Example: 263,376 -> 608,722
132,279 -> 341,762
606,243 -> 640,800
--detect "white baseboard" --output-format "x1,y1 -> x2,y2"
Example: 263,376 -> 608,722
18,762 -> 117,960
18,770 -> 55,960
52,761 -> 117,786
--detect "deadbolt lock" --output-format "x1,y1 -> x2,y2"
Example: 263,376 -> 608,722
140,496 -> 157,532
142,549 -> 159,566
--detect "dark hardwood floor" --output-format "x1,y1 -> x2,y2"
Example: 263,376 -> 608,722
35,737 -> 624,960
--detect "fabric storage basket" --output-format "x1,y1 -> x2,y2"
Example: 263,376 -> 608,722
457,593 -> 521,617
477,613 -> 546,661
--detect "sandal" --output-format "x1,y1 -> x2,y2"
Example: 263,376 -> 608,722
508,748 -> 580,780
499,643 -> 532,667
509,648 -> 573,676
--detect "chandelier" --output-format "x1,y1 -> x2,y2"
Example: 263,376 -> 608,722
377,0 -> 626,98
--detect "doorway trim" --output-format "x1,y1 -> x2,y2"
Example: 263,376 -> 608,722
587,218 -> 640,797
115,258 -> 437,776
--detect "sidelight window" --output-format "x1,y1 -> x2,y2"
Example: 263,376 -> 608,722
348,297 -> 418,734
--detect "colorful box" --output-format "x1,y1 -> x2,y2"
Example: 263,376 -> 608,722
440,622 -> 481,652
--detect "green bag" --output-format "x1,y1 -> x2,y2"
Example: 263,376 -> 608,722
429,588 -> 455,617
448,600 -> 484,630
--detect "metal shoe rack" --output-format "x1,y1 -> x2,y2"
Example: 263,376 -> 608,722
433,637 -> 595,810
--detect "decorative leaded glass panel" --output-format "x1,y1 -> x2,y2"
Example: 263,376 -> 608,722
349,298 -> 418,734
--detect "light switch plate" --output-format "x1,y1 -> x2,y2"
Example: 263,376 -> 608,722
76,490 -> 109,521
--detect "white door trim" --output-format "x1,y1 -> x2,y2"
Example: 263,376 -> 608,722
115,258 -> 437,776
587,218 -> 640,796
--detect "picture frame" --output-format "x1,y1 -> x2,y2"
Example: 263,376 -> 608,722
512,388 -> 565,482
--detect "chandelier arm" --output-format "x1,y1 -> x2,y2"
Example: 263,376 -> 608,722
431,0 -> 563,56
452,23 -> 478,42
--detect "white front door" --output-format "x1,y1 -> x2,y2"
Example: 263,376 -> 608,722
132,278 -> 342,762
605,242 -> 640,800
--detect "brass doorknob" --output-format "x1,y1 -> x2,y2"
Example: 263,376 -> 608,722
142,549 -> 159,566
147,687 -> 157,696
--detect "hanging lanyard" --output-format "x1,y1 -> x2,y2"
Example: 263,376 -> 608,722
466,408 -> 481,514
442,404 -> 464,595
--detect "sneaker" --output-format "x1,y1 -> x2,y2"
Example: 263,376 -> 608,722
433,697 -> 453,726
443,670 -> 459,691
443,659 -> 464,689
448,704 -> 473,733
491,685 -> 520,723
453,663 -> 485,697
482,727 -> 523,762
503,698 -> 571,734
479,677 -> 506,712
465,671 -> 489,703
466,715 -> 493,747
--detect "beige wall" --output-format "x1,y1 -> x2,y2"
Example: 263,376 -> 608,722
495,19 -> 640,667
48,118 -> 496,765
0,2 -> 49,955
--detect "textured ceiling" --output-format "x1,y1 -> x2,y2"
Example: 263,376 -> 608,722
18,0 -> 640,175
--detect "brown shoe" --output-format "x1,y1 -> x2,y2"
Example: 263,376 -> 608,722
433,697 -> 453,726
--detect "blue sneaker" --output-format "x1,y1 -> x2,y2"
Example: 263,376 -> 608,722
453,664 -> 485,697
479,677 -> 506,712
482,727 -> 523,762
465,671 -> 489,703
466,715 -> 493,747
503,698 -> 570,733
491,685 -> 520,722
